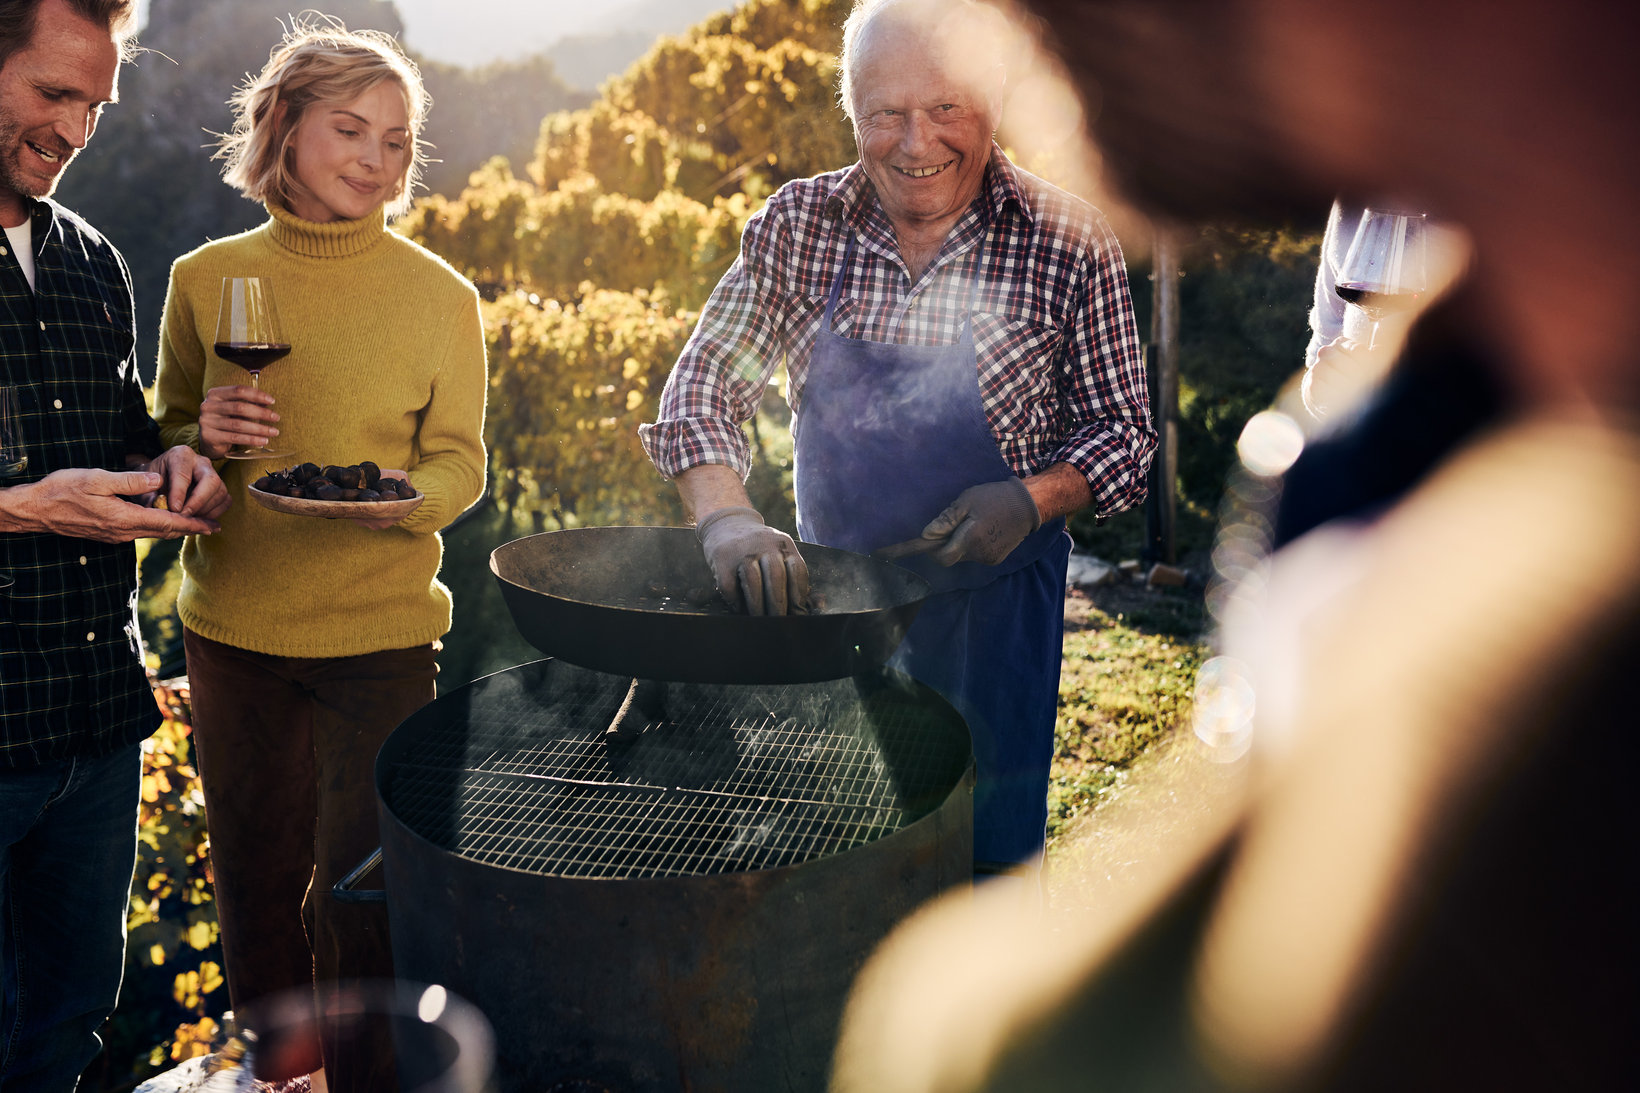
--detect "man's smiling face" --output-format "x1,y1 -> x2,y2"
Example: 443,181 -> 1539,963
0,0 -> 120,223
850,16 -> 997,241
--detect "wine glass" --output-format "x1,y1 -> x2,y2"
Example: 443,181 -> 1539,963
214,277 -> 293,460
1335,208 -> 1429,351
0,385 -> 27,590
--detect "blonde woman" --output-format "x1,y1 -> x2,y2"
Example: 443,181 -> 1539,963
153,17 -> 486,1089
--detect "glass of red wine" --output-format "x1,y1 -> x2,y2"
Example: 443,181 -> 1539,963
1335,208 -> 1429,351
214,277 -> 293,460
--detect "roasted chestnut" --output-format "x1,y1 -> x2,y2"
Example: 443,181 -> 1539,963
358,461 -> 380,488
294,463 -> 322,483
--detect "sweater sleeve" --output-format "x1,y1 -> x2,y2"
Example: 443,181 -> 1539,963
153,262 -> 207,454
397,284 -> 487,535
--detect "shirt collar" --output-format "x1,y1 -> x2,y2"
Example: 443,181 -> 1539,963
23,197 -> 55,256
824,143 -> 1034,230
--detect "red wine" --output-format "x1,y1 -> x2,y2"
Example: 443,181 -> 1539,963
1335,283 -> 1421,321
213,341 -> 291,375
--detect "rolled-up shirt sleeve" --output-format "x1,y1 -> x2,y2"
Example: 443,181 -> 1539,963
640,208 -> 793,481
1048,223 -> 1156,516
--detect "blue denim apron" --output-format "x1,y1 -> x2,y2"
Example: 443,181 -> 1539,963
793,234 -> 1071,867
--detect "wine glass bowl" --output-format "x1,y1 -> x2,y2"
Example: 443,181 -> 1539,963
214,277 -> 293,460
0,385 -> 26,480
1335,209 -> 1430,348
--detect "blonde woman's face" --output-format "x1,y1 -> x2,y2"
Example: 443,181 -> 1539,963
285,81 -> 409,223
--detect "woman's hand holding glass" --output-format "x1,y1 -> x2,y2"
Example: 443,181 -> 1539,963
198,384 -> 282,461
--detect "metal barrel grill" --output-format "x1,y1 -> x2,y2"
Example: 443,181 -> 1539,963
359,528 -> 972,1092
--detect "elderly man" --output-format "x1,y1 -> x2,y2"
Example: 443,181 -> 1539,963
0,0 -> 229,1086
829,0 -> 1640,1090
641,0 -> 1154,875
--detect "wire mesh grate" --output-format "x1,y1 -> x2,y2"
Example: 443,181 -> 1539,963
383,663 -> 969,879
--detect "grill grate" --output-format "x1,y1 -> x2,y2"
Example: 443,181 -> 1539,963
383,662 -> 969,880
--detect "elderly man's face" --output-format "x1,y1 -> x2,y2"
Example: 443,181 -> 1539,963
850,18 -> 996,239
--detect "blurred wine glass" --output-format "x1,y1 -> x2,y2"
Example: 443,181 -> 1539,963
1335,208 -> 1429,350
237,980 -> 494,1093
0,385 -> 26,590
214,277 -> 293,460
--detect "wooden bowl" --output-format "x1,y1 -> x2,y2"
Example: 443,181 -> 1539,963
248,482 -> 423,521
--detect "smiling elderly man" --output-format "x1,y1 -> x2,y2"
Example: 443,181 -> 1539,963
640,0 -> 1154,876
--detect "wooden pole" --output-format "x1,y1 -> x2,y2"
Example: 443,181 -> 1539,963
1145,235 -> 1180,565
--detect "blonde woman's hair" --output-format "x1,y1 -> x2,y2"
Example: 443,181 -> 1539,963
217,13 -> 429,219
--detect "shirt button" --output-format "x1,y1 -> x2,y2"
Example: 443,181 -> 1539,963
78,555 -> 88,565
85,631 -> 96,642
0,246 -> 8,255
52,398 -> 62,409
38,321 -> 45,331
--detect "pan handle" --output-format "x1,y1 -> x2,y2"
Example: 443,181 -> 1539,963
332,846 -> 386,904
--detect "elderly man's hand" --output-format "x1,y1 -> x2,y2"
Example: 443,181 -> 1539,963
141,445 -> 232,520
696,505 -> 810,615
877,478 -> 1042,567
1,466 -> 224,542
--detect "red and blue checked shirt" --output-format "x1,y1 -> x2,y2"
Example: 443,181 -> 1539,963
640,145 -> 1156,517
0,197 -> 163,767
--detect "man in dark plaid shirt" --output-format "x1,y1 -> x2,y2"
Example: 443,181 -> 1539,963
0,1 -> 229,1086
641,0 -> 1155,877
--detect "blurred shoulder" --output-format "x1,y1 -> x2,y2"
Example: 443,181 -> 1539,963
1001,158 -> 1120,253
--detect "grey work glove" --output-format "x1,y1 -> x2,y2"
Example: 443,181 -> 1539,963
876,478 -> 1042,567
695,505 -> 811,616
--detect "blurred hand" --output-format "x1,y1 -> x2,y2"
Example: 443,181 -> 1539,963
198,384 -> 279,459
141,445 -> 231,520
696,505 -> 810,616
1302,336 -> 1365,419
876,478 -> 1041,566
1,466 -> 222,541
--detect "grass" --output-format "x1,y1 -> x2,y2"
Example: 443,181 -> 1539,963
1046,580 -> 1211,845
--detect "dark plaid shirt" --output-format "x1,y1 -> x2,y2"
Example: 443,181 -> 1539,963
0,197 -> 163,768
641,146 -> 1156,515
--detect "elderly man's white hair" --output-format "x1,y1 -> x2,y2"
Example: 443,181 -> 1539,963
836,0 -> 1012,121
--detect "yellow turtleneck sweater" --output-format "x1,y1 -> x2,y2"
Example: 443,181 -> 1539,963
153,202 -> 488,658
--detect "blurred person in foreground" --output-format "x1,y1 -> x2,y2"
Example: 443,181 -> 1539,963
640,0 -> 1154,878
0,0 -> 230,1087
831,0 -> 1640,1090
151,16 -> 486,1091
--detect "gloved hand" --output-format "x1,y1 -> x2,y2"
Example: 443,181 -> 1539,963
695,506 -> 811,616
875,478 -> 1042,566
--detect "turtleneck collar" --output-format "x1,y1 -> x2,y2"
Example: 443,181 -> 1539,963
266,201 -> 388,260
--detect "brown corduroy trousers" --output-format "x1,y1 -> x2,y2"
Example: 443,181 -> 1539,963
183,627 -> 438,1092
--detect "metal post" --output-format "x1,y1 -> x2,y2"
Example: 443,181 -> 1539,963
1144,235 -> 1180,565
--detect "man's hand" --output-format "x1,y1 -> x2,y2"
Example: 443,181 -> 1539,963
1,465 -> 223,542
876,478 -> 1042,566
1303,336 -> 1369,420
696,505 -> 810,616
198,384 -> 279,460
139,446 -> 232,520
